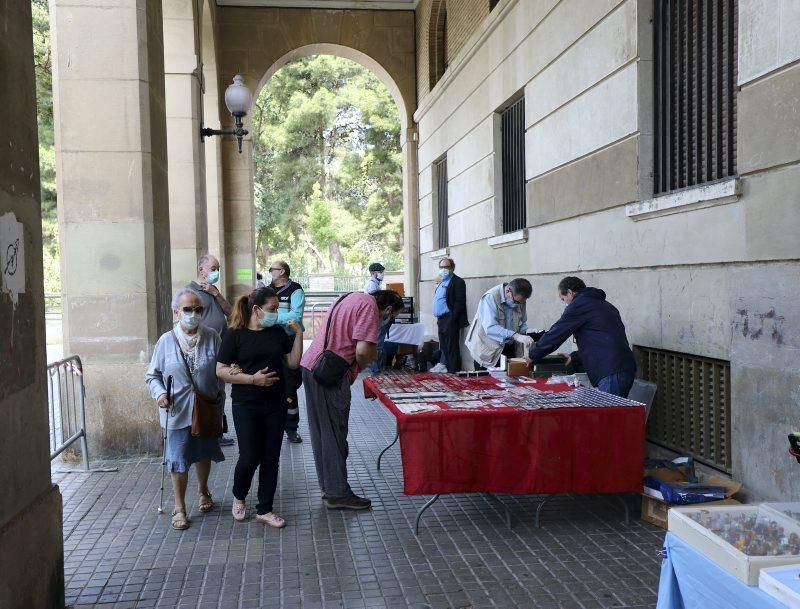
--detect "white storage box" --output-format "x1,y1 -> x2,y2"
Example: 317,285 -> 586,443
760,564 -> 800,608
668,505 -> 800,585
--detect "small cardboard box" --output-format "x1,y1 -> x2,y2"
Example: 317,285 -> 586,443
641,493 -> 740,529
385,282 -> 404,296
506,358 -> 530,377
641,467 -> 742,529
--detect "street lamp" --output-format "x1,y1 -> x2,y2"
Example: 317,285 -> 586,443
200,74 -> 253,153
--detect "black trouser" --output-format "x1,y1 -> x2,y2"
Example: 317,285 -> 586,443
283,365 -> 302,433
232,403 -> 286,515
437,314 -> 462,373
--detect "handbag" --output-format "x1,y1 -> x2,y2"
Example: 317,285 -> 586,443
171,331 -> 223,438
313,293 -> 355,388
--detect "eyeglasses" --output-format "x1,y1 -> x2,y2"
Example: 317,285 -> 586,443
269,267 -> 281,272
181,306 -> 204,314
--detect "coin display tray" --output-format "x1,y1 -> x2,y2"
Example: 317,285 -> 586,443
669,505 -> 800,584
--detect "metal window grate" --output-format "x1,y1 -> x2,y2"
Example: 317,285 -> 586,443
501,97 -> 526,233
429,1 -> 448,89
434,156 -> 448,249
635,346 -> 732,472
653,0 -> 737,194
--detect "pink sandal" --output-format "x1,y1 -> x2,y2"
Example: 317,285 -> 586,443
256,512 -> 286,528
232,499 -> 247,521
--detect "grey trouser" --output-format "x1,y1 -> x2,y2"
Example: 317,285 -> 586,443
301,368 -> 352,498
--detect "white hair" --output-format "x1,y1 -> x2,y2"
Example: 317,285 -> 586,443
171,287 -> 201,310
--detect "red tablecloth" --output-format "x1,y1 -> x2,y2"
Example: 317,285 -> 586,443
363,374 -> 646,496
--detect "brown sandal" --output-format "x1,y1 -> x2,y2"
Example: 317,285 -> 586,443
171,509 -> 189,530
198,491 -> 214,513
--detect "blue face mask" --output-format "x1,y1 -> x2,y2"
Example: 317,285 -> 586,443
259,310 -> 279,328
206,270 -> 220,285
438,268 -> 450,280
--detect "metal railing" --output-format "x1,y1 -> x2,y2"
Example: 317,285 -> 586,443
45,291 -> 62,316
47,355 -> 90,470
303,301 -> 335,340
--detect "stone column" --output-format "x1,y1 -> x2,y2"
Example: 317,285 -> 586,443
402,125 -> 420,298
164,0 -> 207,289
0,3 -> 65,609
51,0 -> 172,455
222,134 -> 256,300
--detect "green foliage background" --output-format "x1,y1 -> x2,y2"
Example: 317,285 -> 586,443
252,55 -> 404,277
33,0 -> 60,293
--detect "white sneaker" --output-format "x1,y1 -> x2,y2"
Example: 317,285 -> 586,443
429,363 -> 447,373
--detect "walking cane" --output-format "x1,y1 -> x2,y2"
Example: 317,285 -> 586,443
157,375 -> 173,514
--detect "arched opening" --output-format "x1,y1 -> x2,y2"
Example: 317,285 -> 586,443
251,54 -> 404,289
429,0 -> 448,90
241,43 -> 417,292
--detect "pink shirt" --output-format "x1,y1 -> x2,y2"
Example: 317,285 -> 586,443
301,292 -> 379,383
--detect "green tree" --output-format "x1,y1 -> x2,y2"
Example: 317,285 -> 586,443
252,55 -> 403,276
32,0 -> 60,292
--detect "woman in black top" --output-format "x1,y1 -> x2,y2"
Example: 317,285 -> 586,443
216,287 -> 303,528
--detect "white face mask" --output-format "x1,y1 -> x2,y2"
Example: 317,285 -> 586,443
181,312 -> 201,330
376,272 -> 384,281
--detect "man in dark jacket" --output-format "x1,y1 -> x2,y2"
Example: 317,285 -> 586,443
527,276 -> 636,397
430,257 -> 468,372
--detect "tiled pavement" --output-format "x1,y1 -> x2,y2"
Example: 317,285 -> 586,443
55,378 -> 665,609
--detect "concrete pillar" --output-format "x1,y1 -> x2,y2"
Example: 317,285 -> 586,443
402,125 -> 420,298
51,0 -> 172,455
222,134 -> 256,300
164,0 -> 207,289
0,2 -> 65,608
201,1 -> 227,286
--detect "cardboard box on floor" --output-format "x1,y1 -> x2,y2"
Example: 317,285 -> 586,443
641,466 -> 743,529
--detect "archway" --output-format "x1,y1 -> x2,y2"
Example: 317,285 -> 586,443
213,7 -> 417,299
251,46 -> 407,287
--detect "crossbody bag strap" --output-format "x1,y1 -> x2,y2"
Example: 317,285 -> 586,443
170,329 -> 200,393
322,292 -> 351,351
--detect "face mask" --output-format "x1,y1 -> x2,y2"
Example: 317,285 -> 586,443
563,302 -> 569,310
181,312 -> 201,330
259,310 -> 279,328
376,272 -> 384,281
438,268 -> 450,280
206,270 -> 220,285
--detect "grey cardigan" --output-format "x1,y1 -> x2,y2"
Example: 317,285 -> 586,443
145,326 -> 223,429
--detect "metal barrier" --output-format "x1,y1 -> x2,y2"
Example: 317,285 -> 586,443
304,301 -> 335,339
47,355 -> 90,470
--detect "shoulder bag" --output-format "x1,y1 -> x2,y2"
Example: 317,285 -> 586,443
171,331 -> 223,438
312,293 -> 355,388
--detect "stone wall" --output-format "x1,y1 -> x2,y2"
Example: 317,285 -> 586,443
0,1 -> 65,607
413,0 -> 800,500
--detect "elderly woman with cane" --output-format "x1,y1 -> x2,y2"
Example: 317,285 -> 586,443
146,288 -> 225,530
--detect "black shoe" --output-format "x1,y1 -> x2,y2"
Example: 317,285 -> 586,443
324,494 -> 372,510
286,430 -> 302,443
218,436 -> 235,446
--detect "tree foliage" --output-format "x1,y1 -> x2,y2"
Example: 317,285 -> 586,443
252,55 -> 404,276
32,0 -> 60,292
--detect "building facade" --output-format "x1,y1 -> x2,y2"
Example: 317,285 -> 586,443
415,0 -> 800,501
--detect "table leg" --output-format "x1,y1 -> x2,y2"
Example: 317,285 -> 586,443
486,493 -> 512,530
376,426 -> 399,472
414,494 -> 440,535
534,496 -> 552,528
615,494 -> 631,525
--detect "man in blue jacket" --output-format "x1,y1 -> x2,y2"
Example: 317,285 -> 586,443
526,276 -> 636,397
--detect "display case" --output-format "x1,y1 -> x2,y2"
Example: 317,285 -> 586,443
760,564 -> 800,608
763,503 -> 800,524
668,505 -> 800,584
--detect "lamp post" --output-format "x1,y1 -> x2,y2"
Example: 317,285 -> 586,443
200,74 -> 253,153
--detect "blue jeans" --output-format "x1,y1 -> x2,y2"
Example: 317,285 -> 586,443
596,369 -> 636,398
370,318 -> 392,373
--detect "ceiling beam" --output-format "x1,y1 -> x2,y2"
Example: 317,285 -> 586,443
216,0 -> 419,10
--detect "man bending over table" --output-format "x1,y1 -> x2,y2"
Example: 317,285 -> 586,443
526,276 -> 636,398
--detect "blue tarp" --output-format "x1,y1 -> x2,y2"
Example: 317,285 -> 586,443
657,532 -> 787,609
